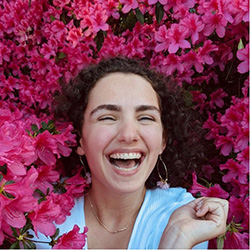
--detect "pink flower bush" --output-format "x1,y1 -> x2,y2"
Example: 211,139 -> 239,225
0,0 -> 248,249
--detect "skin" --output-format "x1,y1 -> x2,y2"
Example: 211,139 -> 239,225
76,72 -> 228,249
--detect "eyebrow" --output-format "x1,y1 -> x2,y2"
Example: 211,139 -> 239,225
90,104 -> 121,116
90,104 -> 160,116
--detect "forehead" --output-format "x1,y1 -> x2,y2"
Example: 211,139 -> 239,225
87,72 -> 160,108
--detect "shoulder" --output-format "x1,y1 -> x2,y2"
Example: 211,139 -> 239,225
146,187 -> 195,205
128,188 -> 195,249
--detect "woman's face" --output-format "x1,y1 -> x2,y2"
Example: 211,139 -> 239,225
77,72 -> 165,194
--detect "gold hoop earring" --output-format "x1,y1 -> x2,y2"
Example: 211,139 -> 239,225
157,155 -> 170,189
79,155 -> 92,184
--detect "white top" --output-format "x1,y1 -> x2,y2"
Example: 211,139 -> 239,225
32,188 -> 208,249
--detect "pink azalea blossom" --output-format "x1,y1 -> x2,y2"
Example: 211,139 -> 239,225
229,0 -> 249,24
33,131 -> 58,166
167,24 -> 190,53
53,225 -> 88,249
0,178 -> 37,228
64,169 -> 89,198
50,192 -> 75,225
237,43 -> 249,74
209,88 -> 228,109
228,196 -> 247,223
236,146 -> 249,168
28,196 -> 61,237
180,14 -> 204,44
154,25 -> 170,52
223,231 -> 249,249
215,135 -> 234,156
220,159 -> 248,184
120,0 -> 139,14
203,12 -> 228,38
190,173 -> 229,199
161,54 -> 184,75
182,50 -> 204,73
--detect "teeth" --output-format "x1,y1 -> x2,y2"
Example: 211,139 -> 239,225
113,163 -> 140,171
110,152 -> 142,160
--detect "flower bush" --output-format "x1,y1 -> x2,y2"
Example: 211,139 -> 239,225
0,0 -> 248,248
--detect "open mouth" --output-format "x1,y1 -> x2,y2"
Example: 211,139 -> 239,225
109,152 -> 143,171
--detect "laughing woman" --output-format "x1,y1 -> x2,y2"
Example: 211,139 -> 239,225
33,57 -> 228,249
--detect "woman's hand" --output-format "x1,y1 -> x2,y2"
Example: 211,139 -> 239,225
159,197 -> 229,249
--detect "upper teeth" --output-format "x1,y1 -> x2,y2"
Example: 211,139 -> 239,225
110,152 -> 141,160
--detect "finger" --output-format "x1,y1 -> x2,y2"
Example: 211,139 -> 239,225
195,197 -> 228,216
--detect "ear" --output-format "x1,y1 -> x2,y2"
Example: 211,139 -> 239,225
76,138 -> 85,156
160,131 -> 167,154
160,140 -> 166,155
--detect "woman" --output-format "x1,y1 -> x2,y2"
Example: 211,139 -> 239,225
34,57 -> 228,249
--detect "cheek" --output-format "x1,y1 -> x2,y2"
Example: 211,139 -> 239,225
83,126 -> 116,152
142,127 -> 165,152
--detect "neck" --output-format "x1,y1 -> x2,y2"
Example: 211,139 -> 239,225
86,182 -> 146,232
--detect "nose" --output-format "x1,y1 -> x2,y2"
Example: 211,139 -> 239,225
117,119 -> 140,144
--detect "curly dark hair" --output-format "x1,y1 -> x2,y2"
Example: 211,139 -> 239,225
54,56 -> 205,188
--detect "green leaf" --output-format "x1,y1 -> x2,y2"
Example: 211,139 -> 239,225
51,228 -> 60,239
35,188 -> 45,197
50,15 -> 56,22
57,52 -> 66,59
31,124 -> 38,132
21,222 -> 32,234
217,235 -> 225,249
238,39 -> 244,50
10,241 -> 20,249
22,242 -> 29,249
155,2 -> 164,24
135,8 -> 144,25
0,164 -> 7,175
0,174 -> 3,183
41,121 -> 47,130
26,240 -> 36,249
11,227 -> 18,237
5,180 -> 15,185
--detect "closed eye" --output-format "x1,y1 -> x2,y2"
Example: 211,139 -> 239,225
138,116 -> 155,122
98,116 -> 116,121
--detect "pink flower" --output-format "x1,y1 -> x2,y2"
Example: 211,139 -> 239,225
229,0 -> 249,25
161,54 -> 184,75
167,24 -> 190,53
33,131 -> 58,166
223,232 -> 249,249
203,13 -> 228,38
66,26 -> 83,48
50,192 -> 75,225
53,225 -> 88,249
220,159 -> 248,184
202,113 -> 220,140
0,42 -> 11,65
80,2 -> 109,36
190,173 -> 229,199
209,88 -> 228,109
215,135 -> 234,156
191,91 -> 207,111
228,196 -> 246,223
237,43 -> 249,74
182,50 -> 204,73
0,178 -> 36,228
32,165 -> 60,194
64,169 -> 89,198
154,25 -> 170,52
120,0 -> 139,14
236,146 -> 249,168
198,40 -> 218,65
28,196 -> 61,237
180,14 -> 204,44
